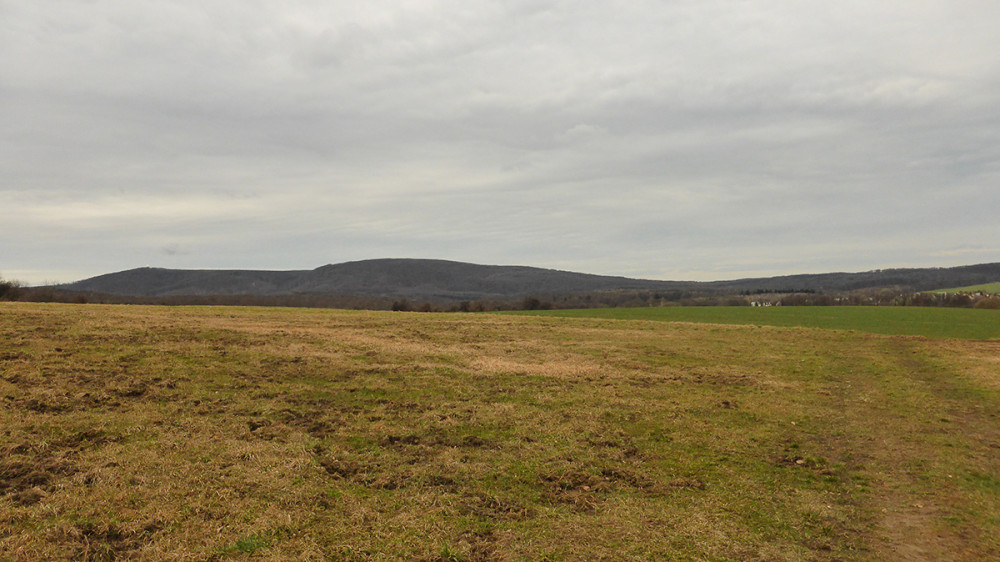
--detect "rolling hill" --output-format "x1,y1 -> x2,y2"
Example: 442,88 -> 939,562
56,259 -> 1000,302
57,259 -> 686,300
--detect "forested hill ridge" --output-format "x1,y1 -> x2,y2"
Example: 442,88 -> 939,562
57,259 -> 688,300
55,259 -> 1000,301
704,262 -> 1000,294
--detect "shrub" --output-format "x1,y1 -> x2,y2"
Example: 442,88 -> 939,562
974,296 -> 1000,310
0,277 -> 22,301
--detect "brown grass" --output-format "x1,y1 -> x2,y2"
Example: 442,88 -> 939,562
1,303 -> 998,560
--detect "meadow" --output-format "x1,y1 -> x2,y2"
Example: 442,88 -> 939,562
932,282 -> 1000,295
1,302 -> 999,560
508,305 -> 1000,340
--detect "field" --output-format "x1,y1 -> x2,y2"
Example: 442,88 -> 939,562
2,303 -> 999,560
508,306 -> 1000,340
932,282 -> 1000,295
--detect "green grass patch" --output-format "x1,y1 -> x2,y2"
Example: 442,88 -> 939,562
932,282 -> 1000,294
505,306 -> 1000,340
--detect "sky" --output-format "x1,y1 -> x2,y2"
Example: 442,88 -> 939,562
3,1 -> 999,285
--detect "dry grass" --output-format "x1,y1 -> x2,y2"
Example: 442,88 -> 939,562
1,303 -> 998,560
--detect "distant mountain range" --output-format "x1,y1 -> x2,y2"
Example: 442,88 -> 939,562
58,259 -> 1000,302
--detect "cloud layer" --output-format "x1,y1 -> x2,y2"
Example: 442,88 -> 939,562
3,1 -> 999,283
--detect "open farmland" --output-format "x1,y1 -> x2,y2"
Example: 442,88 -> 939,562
509,306 -> 1000,340
2,303 -> 999,560
932,282 -> 1000,295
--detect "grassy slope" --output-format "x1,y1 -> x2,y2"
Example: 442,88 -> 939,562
508,306 -> 1000,340
932,282 -> 1000,294
1,303 -> 998,560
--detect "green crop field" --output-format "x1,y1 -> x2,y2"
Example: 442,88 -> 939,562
2,303 -> 999,560
508,305 -> 1000,340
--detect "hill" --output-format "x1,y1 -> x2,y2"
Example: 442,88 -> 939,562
56,259 -> 1000,302
705,262 -> 1000,293
58,259 -> 686,300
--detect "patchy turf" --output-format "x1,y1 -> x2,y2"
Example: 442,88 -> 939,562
1,302 -> 998,560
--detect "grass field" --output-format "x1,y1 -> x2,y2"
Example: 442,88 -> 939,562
932,282 -> 1000,295
508,306 -> 1000,340
2,303 -> 999,560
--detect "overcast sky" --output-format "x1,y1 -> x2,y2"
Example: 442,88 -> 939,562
3,1 -> 999,285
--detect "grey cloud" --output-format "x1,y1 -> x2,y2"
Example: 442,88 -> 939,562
2,1 -> 999,284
